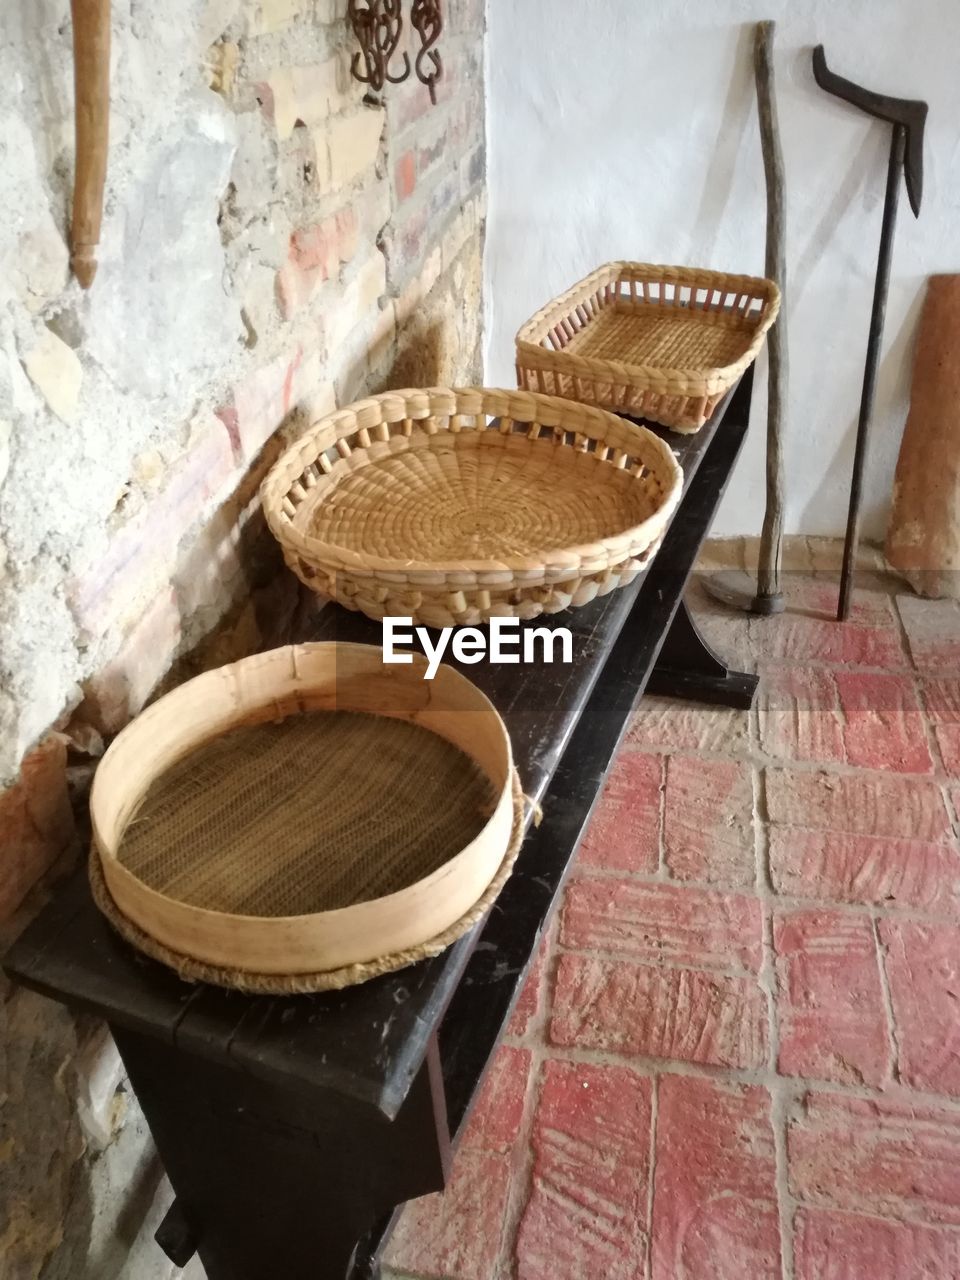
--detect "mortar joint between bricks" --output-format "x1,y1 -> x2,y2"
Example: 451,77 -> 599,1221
643,1072 -> 660,1280
526,1037 -> 960,1109
769,1077 -> 800,1280
871,912 -> 903,1087
758,905 -> 780,1077
496,1046 -> 546,1276
914,667 -> 960,827
656,753 -> 667,878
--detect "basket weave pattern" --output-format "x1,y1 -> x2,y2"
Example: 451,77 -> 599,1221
91,770 -> 527,995
261,386 -> 683,627
89,643 -> 519,992
516,262 -> 781,433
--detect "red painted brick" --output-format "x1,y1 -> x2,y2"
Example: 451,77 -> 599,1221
788,1090 -> 960,1224
663,755 -> 755,887
551,953 -> 768,1069
898,594 -> 960,675
627,694 -> 749,755
516,1060 -> 651,1280
460,1045 -> 530,1153
880,919 -> 960,1097
577,751 -> 661,875
561,878 -> 763,972
922,677 -> 960,774
774,908 -> 890,1086
765,767 -> 952,844
834,670 -> 933,774
225,347 -> 303,462
769,827 -> 960,917
507,937 -> 549,1037
291,224 -> 338,275
0,737 -> 75,920
383,1147 -> 511,1279
794,1208 -> 960,1280
277,234 -> 331,318
651,1076 -> 780,1280
750,585 -> 904,668
275,208 -> 361,320
781,577 -> 897,627
394,148 -> 416,201
757,664 -> 845,763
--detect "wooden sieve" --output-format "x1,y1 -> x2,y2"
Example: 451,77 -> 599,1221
90,643 -> 517,988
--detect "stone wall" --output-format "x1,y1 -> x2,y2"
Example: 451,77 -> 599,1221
0,0 -> 486,1273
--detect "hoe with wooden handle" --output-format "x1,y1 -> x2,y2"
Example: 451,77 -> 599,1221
703,20 -> 788,618
812,44 -> 927,621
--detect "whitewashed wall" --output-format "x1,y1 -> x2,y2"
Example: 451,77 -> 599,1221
484,0 -> 960,538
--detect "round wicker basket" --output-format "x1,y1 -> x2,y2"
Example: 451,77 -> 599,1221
90,643 -> 520,993
261,386 -> 682,627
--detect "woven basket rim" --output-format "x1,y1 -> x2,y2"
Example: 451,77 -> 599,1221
90,642 -> 517,977
261,386 -> 683,578
515,260 -> 781,385
89,770 -> 527,994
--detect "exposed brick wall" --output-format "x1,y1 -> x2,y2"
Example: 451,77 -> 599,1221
0,0 -> 486,1271
1,0 -> 485,919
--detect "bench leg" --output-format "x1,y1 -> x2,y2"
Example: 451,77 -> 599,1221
112,1026 -> 449,1280
647,599 -> 758,710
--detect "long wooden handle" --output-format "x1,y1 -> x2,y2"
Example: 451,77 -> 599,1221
754,20 -> 788,603
70,0 -> 111,288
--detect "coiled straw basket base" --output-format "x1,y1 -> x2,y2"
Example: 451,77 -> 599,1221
261,387 -> 682,628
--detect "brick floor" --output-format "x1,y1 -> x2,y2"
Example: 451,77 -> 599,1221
898,595 -> 960,675
515,1061 -> 652,1280
662,755 -> 756,886
577,749 -> 662,874
560,877 -> 763,971
834,670 -> 934,774
383,562 -> 960,1280
758,663 -> 846,764
768,827 -> 960,916
793,1209 -> 960,1280
774,908 -> 891,1086
922,677 -> 960,773
787,1090 -> 960,1224
651,1076 -> 780,1279
551,952 -> 769,1068
879,919 -> 960,1097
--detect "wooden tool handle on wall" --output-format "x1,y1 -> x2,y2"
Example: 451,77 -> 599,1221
754,19 -> 788,604
70,0 -> 111,288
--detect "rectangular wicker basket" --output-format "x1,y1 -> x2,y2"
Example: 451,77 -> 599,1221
516,262 -> 781,433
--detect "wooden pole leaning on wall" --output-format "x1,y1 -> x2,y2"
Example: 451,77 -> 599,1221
701,19 -> 787,616
70,0 -> 111,288
752,19 -> 787,614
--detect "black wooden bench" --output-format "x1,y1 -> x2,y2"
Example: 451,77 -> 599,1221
4,370 -> 756,1280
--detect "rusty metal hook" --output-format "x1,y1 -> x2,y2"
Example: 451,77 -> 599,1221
347,0 -> 410,93
410,0 -> 443,104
